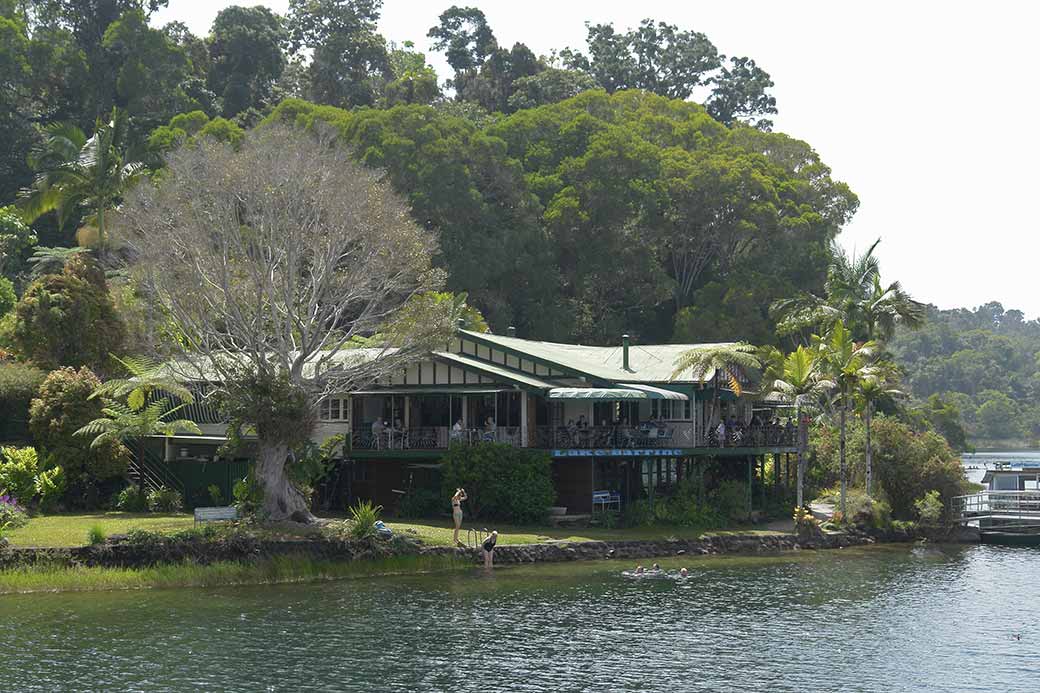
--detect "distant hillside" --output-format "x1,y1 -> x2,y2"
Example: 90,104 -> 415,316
891,302 -> 1040,447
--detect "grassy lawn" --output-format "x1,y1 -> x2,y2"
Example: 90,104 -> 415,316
3,512 -> 787,549
6,512 -> 195,548
387,519 -> 786,547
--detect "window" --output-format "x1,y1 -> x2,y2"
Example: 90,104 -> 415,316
320,397 -> 348,421
652,400 -> 689,420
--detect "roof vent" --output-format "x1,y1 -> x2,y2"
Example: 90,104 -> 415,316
622,334 -> 631,371
507,326 -> 516,337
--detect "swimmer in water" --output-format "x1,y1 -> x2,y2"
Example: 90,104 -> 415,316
651,563 -> 661,571
635,565 -> 644,575
679,567 -> 689,577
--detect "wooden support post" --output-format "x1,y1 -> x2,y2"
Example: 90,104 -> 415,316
520,390 -> 529,448
760,455 -> 767,509
746,456 -> 753,517
698,459 -> 705,504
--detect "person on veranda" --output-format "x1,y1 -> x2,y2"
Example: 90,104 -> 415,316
372,418 -> 385,449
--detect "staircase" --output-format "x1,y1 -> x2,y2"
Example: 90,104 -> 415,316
128,443 -> 186,495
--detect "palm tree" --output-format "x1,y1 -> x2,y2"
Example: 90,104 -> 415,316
773,240 -> 925,343
855,366 -> 903,497
771,345 -> 834,507
76,355 -> 200,463
17,108 -> 144,250
76,397 -> 201,449
859,273 -> 925,343
671,343 -> 760,441
89,355 -> 195,411
814,321 -> 878,516
26,246 -> 89,277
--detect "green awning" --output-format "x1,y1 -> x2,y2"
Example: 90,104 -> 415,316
548,388 -> 647,400
618,383 -> 688,401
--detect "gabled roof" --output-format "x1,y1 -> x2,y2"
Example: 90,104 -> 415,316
459,330 -> 731,384
432,352 -> 557,390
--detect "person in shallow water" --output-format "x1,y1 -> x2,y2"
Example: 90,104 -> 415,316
679,568 -> 689,577
634,565 -> 644,575
482,530 -> 498,568
451,488 -> 467,546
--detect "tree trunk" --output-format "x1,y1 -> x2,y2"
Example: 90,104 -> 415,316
865,402 -> 873,497
796,402 -> 805,508
839,400 -> 847,517
256,439 -> 315,523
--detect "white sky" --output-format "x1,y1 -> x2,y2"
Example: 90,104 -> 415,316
154,0 -> 1040,318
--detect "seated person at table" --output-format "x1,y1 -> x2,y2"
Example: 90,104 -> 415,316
371,418 -> 385,449
619,418 -> 635,446
483,416 -> 496,441
451,418 -> 464,441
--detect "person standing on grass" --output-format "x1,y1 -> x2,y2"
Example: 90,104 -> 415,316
482,530 -> 498,568
451,488 -> 468,546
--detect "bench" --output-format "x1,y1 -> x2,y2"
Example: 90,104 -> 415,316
194,506 -> 238,525
592,490 -> 621,513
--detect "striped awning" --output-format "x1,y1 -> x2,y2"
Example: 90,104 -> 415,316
618,383 -> 688,401
548,388 -> 647,400
548,385 -> 688,401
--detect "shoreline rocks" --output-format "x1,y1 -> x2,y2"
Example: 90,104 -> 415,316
0,524 -> 978,572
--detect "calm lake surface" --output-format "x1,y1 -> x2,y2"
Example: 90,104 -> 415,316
2,544 -> 1039,692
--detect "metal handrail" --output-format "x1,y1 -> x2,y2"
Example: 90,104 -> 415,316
466,527 -> 490,550
952,491 -> 1040,521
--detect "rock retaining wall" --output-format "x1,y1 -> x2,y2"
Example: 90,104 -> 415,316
423,531 -> 877,565
2,526 -> 974,572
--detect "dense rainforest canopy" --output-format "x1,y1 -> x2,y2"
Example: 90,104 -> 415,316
892,303 -> 1040,446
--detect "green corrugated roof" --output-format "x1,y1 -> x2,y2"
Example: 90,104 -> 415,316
459,330 -> 729,384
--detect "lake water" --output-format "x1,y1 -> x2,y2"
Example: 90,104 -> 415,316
2,544 -> 1039,692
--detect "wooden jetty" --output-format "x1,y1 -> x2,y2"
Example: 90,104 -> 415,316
952,491 -> 1040,544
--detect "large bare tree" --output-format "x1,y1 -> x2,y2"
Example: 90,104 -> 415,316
114,124 -> 453,522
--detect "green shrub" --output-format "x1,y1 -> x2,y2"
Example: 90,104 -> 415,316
0,446 -> 39,503
347,499 -> 382,540
397,487 -> 442,519
29,367 -> 131,508
12,255 -> 126,372
87,524 -> 106,545
809,416 -> 969,519
34,466 -> 65,513
115,484 -> 148,512
622,499 -> 655,527
914,490 -> 944,526
817,487 -> 891,530
0,494 -> 29,529
651,480 -> 725,528
232,474 -> 264,517
146,486 -> 183,513
0,363 -> 47,443
712,480 -> 749,522
439,443 -> 555,524
207,484 -> 223,506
